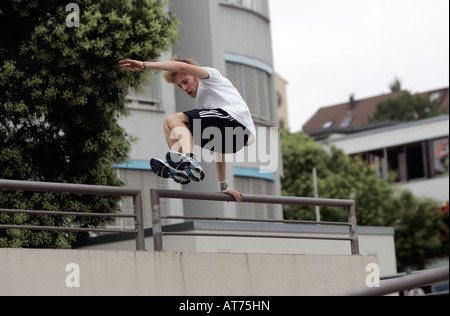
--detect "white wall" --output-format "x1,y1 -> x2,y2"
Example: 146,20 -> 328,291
395,176 -> 449,202
0,248 -> 377,296
76,223 -> 397,278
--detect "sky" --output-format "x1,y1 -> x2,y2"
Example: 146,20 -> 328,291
268,0 -> 449,132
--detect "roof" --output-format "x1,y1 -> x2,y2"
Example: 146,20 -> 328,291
302,87 -> 449,138
305,120 -> 402,140
326,115 -> 449,155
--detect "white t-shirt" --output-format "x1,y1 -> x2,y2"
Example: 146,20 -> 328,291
196,67 -> 256,146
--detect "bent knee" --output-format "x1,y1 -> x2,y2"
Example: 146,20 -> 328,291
165,113 -> 189,128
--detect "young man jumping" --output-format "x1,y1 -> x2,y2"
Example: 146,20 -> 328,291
119,55 -> 256,202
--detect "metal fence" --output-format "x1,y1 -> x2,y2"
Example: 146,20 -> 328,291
1,180 -> 360,255
380,269 -> 449,296
0,179 -> 145,250
150,189 -> 360,255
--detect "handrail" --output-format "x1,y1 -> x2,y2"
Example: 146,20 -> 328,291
380,270 -> 450,296
0,179 -> 145,250
333,266 -> 449,296
150,189 -> 360,255
0,180 -> 361,255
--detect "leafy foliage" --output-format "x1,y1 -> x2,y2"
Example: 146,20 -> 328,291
394,191 -> 449,270
281,129 -> 448,271
0,0 -> 179,248
368,91 -> 444,123
389,77 -> 402,92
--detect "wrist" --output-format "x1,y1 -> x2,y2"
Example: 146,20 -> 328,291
219,180 -> 230,193
142,62 -> 147,71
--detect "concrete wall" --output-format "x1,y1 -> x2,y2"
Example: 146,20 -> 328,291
76,222 -> 398,278
0,248 -> 377,296
394,176 -> 449,203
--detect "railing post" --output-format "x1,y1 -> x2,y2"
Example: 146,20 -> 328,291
348,202 -> 360,255
133,193 -> 145,251
150,189 -> 163,251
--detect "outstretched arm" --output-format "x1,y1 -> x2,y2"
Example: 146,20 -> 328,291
119,59 -> 209,79
215,153 -> 243,203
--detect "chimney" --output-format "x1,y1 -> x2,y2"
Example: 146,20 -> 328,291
349,94 -> 357,112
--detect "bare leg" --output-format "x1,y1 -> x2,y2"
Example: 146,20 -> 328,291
163,112 -> 194,154
215,153 -> 226,182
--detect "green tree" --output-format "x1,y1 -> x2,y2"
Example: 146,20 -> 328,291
281,129 -> 349,222
368,91 -> 443,123
281,128 -> 398,225
281,129 -> 448,271
393,191 -> 449,270
389,76 -> 402,92
0,0 -> 178,248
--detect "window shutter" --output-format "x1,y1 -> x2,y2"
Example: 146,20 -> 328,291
114,169 -> 167,229
127,72 -> 161,108
226,62 -> 244,96
242,65 -> 260,118
258,70 -> 271,122
234,176 -> 275,220
226,61 -> 273,124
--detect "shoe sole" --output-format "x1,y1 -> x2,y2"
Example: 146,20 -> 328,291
150,158 -> 191,185
166,152 -> 205,182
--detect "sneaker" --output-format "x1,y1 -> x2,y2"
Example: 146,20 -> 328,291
166,151 -> 205,182
150,158 -> 191,185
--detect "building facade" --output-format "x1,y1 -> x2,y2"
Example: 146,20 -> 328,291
303,87 -> 449,141
275,73 -> 289,130
114,0 -> 283,229
303,87 -> 449,205
328,115 -> 449,204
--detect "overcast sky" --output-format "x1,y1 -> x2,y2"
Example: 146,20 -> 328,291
269,0 -> 449,131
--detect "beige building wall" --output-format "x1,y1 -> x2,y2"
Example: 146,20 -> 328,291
275,73 -> 289,130
76,224 -> 397,278
0,248 -> 377,296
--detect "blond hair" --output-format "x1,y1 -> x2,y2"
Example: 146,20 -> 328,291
163,54 -> 200,84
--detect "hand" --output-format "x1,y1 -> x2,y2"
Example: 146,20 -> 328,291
225,188 -> 243,203
119,59 -> 144,72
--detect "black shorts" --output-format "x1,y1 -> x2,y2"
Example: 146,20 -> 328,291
184,108 -> 251,154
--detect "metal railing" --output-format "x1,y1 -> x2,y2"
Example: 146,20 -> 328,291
0,179 -> 145,250
334,266 -> 449,296
380,269 -> 449,296
1,180 -> 360,254
150,189 -> 360,255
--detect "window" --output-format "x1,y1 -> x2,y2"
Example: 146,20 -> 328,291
226,61 -> 273,124
359,139 -> 449,182
322,121 -> 334,129
234,176 -> 275,219
340,116 -> 353,128
112,168 -> 167,229
127,72 -> 161,110
221,0 -> 269,18
430,92 -> 441,103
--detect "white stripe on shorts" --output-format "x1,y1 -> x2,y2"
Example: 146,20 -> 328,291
199,110 -> 235,121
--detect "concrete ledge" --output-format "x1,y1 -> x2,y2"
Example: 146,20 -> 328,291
0,248 -> 377,296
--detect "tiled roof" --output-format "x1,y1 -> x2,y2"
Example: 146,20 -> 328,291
302,87 -> 449,133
